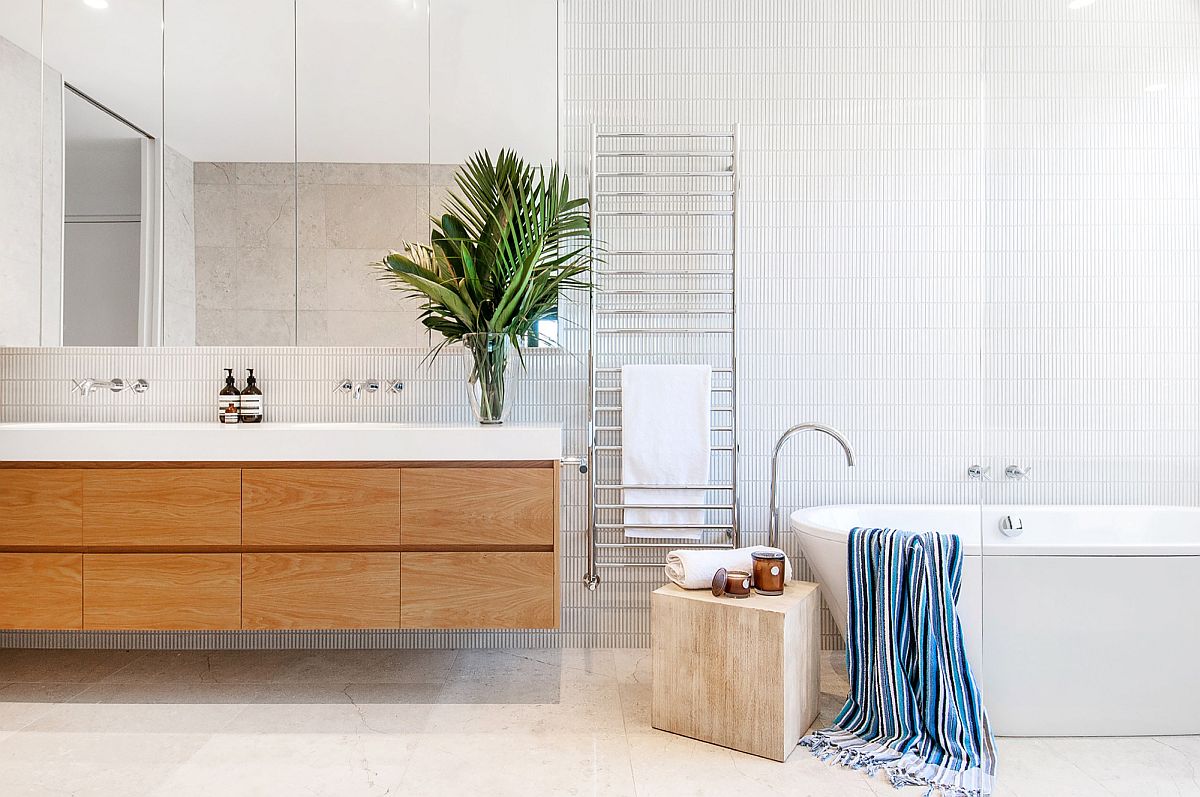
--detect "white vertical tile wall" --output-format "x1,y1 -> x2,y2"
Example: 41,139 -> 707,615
2,0 -> 1197,649
979,0 -> 1200,507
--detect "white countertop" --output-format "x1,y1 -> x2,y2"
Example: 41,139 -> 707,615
0,422 -> 562,462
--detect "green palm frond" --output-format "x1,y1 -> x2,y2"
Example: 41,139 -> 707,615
371,150 -> 595,354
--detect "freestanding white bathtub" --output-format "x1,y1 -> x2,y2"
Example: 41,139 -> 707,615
791,504 -> 1200,736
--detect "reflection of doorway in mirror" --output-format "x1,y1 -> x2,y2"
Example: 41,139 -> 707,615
61,87 -> 159,346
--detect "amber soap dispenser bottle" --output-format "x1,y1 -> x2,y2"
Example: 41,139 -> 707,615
218,368 -> 240,424
240,368 -> 263,423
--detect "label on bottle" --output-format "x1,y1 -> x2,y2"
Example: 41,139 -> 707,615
240,395 -> 263,418
219,395 -> 241,424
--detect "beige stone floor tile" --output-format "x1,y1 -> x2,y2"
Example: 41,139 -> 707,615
503,646 -> 621,677
23,681 -> 261,734
265,649 -> 459,684
399,730 -> 637,797
0,731 -> 210,797
96,649 -> 294,685
223,682 -> 443,735
150,731 -> 414,797
432,654 -> 626,735
626,729 -> 878,797
0,682 -> 90,741
0,648 -> 144,683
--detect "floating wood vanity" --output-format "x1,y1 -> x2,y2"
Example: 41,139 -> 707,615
0,423 -> 562,633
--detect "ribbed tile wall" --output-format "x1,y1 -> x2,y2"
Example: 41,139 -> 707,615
2,0 -> 1198,650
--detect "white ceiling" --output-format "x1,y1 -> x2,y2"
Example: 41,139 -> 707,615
0,0 -> 556,165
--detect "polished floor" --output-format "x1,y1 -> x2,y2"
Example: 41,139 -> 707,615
0,647 -> 1196,796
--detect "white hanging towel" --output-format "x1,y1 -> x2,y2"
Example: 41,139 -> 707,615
620,364 -> 712,540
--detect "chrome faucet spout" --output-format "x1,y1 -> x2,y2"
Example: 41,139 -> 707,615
767,423 -> 856,547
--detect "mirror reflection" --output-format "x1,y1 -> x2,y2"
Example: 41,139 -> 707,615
0,0 -> 560,348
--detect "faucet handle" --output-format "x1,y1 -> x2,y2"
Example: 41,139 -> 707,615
1004,465 -> 1032,481
967,465 -> 991,481
334,379 -> 354,395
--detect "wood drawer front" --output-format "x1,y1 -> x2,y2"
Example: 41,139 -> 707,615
82,469 -> 241,547
400,552 -> 557,629
0,554 -> 83,629
0,470 -> 83,546
242,553 -> 400,629
242,469 -> 399,547
400,467 -> 555,548
83,554 -> 240,630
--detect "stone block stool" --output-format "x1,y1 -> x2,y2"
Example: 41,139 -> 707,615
650,581 -> 821,761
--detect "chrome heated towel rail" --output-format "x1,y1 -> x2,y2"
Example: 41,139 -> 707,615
583,125 -> 742,589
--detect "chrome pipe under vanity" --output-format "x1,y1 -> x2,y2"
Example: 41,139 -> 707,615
767,423 -> 856,547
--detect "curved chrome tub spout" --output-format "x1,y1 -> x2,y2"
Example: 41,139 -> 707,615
768,423 -> 856,547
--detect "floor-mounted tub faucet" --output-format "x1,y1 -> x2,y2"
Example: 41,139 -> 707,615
768,423 -> 856,547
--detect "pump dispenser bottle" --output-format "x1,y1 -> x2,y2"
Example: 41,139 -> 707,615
218,369 -> 240,424
240,369 -> 263,423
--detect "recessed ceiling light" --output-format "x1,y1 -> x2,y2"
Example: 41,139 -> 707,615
1067,0 -> 1097,9
83,0 -> 109,8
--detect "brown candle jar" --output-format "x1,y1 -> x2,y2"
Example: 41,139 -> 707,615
751,551 -> 786,596
724,569 -> 752,598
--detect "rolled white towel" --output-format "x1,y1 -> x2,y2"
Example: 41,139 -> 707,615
664,545 -> 794,590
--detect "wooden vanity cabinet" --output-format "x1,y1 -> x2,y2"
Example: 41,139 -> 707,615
0,461 -> 559,632
0,470 -> 83,546
83,469 -> 241,547
243,469 -> 400,547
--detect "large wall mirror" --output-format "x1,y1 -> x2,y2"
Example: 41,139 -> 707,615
0,0 -> 558,347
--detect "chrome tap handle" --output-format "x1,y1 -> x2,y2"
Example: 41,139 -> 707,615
967,465 -> 991,481
1004,465 -> 1032,481
130,379 -> 150,394
334,379 -> 354,395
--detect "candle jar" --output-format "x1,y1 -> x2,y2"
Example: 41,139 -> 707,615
724,569 -> 752,598
751,551 -> 786,596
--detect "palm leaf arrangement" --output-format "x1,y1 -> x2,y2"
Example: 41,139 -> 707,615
371,149 -> 594,422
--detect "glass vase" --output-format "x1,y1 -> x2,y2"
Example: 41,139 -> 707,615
462,332 -> 518,424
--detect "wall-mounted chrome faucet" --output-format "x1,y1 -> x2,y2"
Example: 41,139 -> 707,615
334,379 -> 404,400
967,465 -> 991,481
768,423 -> 856,547
72,378 -> 150,396
1005,465 -> 1032,481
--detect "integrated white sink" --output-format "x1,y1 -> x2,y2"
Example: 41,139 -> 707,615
0,422 -> 563,462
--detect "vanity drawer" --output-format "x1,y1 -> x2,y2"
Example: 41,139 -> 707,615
242,553 -> 400,629
400,551 -> 557,629
82,469 -> 241,547
400,467 -> 556,548
0,554 -> 83,629
83,554 -> 240,630
0,469 -> 83,546
242,469 -> 400,547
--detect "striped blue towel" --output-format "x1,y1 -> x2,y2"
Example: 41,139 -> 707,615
800,527 -> 996,797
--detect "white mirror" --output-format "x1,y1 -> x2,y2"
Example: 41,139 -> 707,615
0,0 -> 559,347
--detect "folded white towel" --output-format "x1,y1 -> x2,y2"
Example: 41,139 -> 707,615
621,364 -> 711,540
664,546 -> 794,590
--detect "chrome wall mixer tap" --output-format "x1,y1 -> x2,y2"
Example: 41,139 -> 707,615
72,378 -> 150,396
334,379 -> 404,400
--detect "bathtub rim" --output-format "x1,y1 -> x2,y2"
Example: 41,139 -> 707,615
789,504 -> 1200,557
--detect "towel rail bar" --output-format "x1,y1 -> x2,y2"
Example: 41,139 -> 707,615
584,124 -> 741,590
593,483 -> 735,491
596,543 -> 734,551
593,503 -> 736,510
